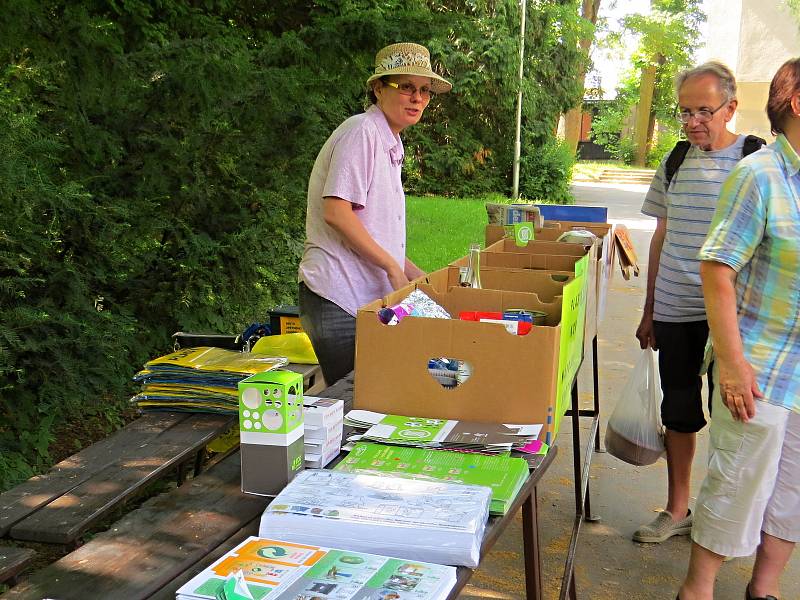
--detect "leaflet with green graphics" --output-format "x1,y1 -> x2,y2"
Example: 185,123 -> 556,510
353,413 -> 539,453
174,536 -> 456,600
276,549 -> 454,600
335,442 -> 530,515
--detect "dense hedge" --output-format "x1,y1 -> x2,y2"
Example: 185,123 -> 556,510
0,0 -> 586,489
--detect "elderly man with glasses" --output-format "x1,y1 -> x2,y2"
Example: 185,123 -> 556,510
633,61 -> 765,546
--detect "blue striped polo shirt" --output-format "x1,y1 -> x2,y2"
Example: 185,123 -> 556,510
641,135 -> 746,322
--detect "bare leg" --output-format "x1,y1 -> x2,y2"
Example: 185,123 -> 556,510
665,429 -> 696,520
678,542 -> 725,599
749,532 -> 795,598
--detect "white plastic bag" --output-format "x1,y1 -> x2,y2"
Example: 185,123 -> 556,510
605,348 -> 665,466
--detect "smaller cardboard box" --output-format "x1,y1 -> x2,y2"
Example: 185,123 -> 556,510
239,371 -> 305,496
427,266 -> 573,303
268,305 -> 304,335
453,248 -> 584,273
483,238 -> 598,346
536,221 -> 616,324
484,221 -> 615,324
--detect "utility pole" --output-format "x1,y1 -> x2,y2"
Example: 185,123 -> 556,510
512,0 -> 526,200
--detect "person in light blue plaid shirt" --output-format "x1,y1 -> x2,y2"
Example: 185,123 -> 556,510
677,59 -> 800,600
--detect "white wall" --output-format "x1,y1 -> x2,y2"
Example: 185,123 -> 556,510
705,0 -> 800,138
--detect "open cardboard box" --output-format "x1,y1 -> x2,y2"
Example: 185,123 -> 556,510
486,220 -> 616,324
354,262 -> 588,444
426,265 -> 574,302
425,264 -> 588,381
452,249 -> 585,272
482,238 -> 598,346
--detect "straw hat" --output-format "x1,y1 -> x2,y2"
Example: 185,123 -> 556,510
366,42 -> 452,94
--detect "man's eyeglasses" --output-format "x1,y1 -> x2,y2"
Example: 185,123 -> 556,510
384,81 -> 435,100
676,100 -> 729,124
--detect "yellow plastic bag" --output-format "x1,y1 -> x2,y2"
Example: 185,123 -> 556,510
251,332 -> 319,364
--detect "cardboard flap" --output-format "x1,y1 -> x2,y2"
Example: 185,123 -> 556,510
614,224 -> 640,280
493,238 -> 588,256
429,266 -> 572,304
452,251 -> 583,272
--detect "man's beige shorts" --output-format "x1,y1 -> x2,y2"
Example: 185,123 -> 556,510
692,386 -> 800,557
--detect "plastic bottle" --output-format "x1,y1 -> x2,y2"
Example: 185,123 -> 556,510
464,243 -> 482,289
377,302 -> 415,325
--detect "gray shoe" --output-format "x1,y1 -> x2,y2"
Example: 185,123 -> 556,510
633,510 -> 692,543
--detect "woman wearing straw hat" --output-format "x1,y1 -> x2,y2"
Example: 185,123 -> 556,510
298,43 -> 451,386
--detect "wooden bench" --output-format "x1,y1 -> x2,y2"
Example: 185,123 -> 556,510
0,548 -> 35,588
0,364 -> 321,548
0,452 -> 266,599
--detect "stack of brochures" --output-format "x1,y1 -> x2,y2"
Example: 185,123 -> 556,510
344,410 -> 541,454
259,470 -> 490,567
335,442 -> 530,515
131,347 -> 287,413
175,536 -> 457,600
303,397 -> 344,469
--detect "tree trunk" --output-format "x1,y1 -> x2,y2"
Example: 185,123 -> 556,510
634,63 -> 657,166
563,0 -> 602,155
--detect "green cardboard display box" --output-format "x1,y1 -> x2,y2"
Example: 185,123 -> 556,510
238,370 -> 305,496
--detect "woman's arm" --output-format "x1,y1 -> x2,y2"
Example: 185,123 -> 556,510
404,258 -> 425,281
701,260 -> 763,421
323,197 -> 409,290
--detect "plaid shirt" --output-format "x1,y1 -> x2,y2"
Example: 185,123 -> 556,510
699,134 -> 800,412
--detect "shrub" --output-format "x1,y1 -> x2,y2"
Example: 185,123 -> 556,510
0,0 -> 586,489
647,129 -> 681,168
519,139 -> 577,203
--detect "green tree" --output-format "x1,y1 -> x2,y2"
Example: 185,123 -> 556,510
0,0 -> 586,489
591,0 -> 705,166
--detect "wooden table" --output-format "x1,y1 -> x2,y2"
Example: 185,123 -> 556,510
0,371 -> 557,600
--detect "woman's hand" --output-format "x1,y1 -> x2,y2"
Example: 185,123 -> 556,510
716,356 -> 763,422
387,266 -> 410,291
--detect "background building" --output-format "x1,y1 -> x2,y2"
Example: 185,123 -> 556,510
706,0 -> 800,140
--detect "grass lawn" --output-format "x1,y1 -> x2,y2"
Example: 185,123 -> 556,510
406,195 -> 489,272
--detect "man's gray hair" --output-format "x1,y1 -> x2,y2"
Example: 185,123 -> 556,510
676,61 -> 737,101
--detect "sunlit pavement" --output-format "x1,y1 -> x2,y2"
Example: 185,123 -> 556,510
458,182 -> 800,600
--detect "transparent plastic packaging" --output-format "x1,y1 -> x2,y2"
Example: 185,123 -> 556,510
258,470 -> 491,567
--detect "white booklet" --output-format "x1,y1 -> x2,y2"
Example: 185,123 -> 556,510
175,536 -> 456,600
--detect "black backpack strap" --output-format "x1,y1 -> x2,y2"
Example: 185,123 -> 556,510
742,134 -> 767,157
664,136 -> 766,189
664,140 -> 691,188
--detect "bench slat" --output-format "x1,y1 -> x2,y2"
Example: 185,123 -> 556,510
0,413 -> 189,537
0,548 -> 35,586
9,413 -> 235,544
0,452 -> 267,600
144,518 -> 260,600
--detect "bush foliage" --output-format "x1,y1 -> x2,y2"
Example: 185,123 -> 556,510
0,0 -> 586,489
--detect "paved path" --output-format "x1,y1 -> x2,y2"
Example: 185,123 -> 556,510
459,182 -> 800,600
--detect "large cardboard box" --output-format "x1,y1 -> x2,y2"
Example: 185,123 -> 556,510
354,260 -> 589,444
